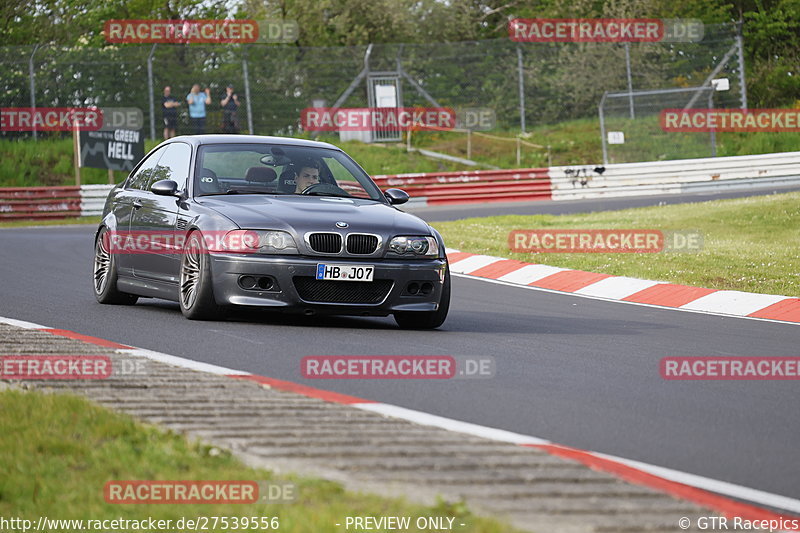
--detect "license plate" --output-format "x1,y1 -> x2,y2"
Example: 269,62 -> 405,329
316,264 -> 374,282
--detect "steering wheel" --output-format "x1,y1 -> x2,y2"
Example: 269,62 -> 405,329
300,182 -> 350,196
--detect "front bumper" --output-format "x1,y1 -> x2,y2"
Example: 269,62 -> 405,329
209,253 -> 446,316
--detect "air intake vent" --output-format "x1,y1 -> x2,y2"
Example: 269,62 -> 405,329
307,233 -> 342,254
176,218 -> 189,230
293,277 -> 393,304
346,234 -> 379,255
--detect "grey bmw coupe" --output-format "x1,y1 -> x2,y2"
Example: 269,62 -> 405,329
93,135 -> 450,329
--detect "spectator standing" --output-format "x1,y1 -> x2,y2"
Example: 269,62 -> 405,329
186,84 -> 211,134
161,86 -> 180,139
220,84 -> 240,134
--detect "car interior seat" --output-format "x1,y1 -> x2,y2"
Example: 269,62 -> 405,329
197,168 -> 223,194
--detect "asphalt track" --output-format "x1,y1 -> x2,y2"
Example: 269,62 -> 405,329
1,188 -> 798,507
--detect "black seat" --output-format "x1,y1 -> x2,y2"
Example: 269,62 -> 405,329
245,166 -> 277,184
197,168 -> 222,194
278,168 -> 297,193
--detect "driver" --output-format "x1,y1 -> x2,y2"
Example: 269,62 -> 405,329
294,158 -> 321,193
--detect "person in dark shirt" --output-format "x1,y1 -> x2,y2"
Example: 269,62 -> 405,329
220,84 -> 240,134
161,86 -> 181,139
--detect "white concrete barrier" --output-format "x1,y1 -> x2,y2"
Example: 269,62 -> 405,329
551,151 -> 800,201
80,184 -> 115,216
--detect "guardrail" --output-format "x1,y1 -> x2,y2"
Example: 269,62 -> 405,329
372,168 -> 551,206
2,151 -> 799,218
0,184 -> 114,220
0,186 -> 83,220
550,151 -> 800,201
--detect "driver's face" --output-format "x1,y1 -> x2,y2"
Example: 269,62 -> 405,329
295,167 -> 320,192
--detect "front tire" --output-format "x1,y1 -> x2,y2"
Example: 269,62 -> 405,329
179,231 -> 224,320
93,227 -> 139,305
394,266 -> 451,329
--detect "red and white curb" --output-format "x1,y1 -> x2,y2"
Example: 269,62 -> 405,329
2,315 -> 799,525
446,249 -> 800,325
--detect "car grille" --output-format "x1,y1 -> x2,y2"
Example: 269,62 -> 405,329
293,277 -> 393,304
346,234 -> 379,255
307,233 -> 342,254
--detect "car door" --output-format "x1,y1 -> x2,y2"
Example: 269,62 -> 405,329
129,142 -> 192,283
115,145 -> 169,276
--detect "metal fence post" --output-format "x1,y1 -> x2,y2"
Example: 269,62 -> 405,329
599,93 -> 609,165
736,21 -> 748,110
28,44 -> 40,141
708,90 -> 717,157
147,44 -> 157,141
516,46 -> 526,133
242,46 -> 254,134
624,43 -> 634,119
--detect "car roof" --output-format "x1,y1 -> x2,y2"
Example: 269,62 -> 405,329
164,134 -> 341,150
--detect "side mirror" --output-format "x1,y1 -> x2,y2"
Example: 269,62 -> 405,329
151,179 -> 179,197
384,188 -> 409,205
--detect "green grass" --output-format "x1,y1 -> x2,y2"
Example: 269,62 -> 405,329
411,118 -> 800,167
0,387 -> 516,533
433,191 -> 800,296
0,216 -> 101,228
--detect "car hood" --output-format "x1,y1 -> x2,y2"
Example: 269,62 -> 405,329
196,195 -> 432,236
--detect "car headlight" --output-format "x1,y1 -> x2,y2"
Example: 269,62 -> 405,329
387,236 -> 439,257
221,230 -> 298,254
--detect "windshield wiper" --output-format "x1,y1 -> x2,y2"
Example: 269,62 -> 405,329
225,189 -> 292,195
303,191 -> 353,198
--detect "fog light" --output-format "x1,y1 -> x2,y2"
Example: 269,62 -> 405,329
258,277 -> 274,290
420,282 -> 433,295
407,282 -> 420,295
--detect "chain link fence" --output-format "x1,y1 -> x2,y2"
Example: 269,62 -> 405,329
1,23 -> 745,162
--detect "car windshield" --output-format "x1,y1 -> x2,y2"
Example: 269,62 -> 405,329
194,143 -> 384,201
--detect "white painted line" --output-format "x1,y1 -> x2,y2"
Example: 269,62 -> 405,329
448,255 -> 502,274
122,348 -> 251,376
681,291 -> 789,316
0,317 -> 50,329
353,403 -> 551,446
498,263 -> 567,285
575,276 -> 661,300
595,451 -> 800,516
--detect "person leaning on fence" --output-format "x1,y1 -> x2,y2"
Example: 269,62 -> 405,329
220,84 -> 240,134
161,86 -> 181,139
186,84 -> 211,134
